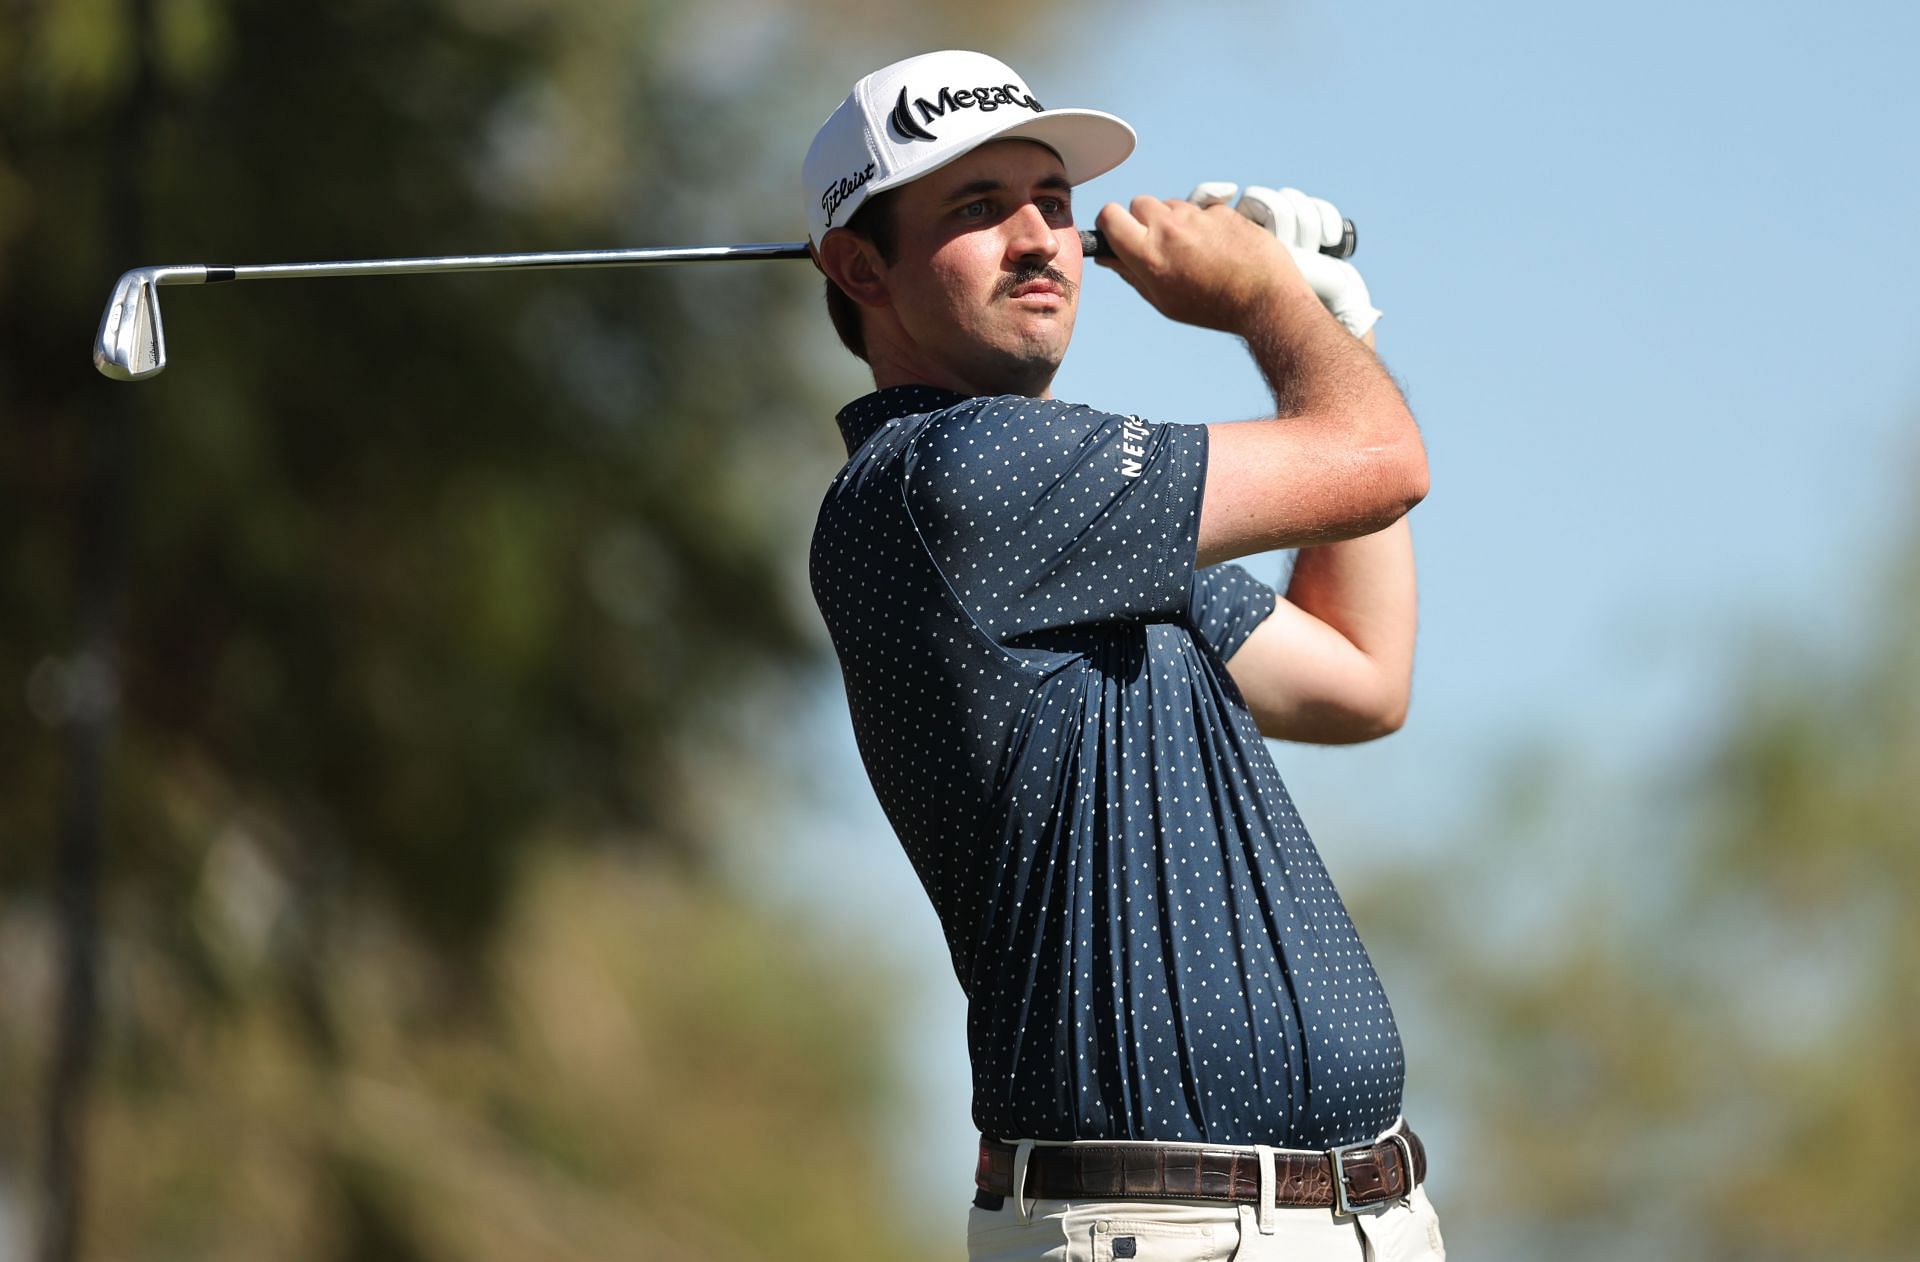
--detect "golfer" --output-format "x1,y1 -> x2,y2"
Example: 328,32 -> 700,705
806,51 -> 1439,1261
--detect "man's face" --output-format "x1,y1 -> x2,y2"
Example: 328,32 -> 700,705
878,139 -> 1082,397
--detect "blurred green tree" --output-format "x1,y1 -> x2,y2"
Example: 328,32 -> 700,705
1,3 -> 1084,1259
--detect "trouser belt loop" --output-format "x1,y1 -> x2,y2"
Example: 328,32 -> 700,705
1253,1144 -> 1277,1234
1011,1138 -> 1036,1224
1259,1144 -> 1274,1229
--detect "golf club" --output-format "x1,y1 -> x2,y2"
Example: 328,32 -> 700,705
93,221 -> 1357,382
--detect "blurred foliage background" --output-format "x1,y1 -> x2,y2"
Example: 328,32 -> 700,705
4,2 -> 1919,1261
0,1 -> 1057,1258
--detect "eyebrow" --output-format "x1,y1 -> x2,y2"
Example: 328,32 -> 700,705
937,173 -> 1073,205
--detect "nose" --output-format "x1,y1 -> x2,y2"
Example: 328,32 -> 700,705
1003,200 -> 1060,263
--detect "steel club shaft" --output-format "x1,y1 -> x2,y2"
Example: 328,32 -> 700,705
93,222 -> 1357,382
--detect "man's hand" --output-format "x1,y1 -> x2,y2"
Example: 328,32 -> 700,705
1092,194 -> 1321,334
1190,183 -> 1381,339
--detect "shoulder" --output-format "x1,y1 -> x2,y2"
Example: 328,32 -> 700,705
906,397 -> 1151,495
912,395 -> 1113,449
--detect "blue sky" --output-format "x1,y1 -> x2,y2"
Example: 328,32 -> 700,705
1050,0 -> 1920,838
745,0 -> 1920,1233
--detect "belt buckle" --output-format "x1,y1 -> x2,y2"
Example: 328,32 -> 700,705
1329,1132 -> 1414,1215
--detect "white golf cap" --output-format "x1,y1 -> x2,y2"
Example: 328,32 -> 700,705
803,50 -> 1135,248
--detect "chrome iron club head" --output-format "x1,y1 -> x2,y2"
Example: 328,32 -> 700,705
95,266 -> 209,382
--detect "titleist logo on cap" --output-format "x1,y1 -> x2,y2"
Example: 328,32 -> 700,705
820,162 -> 877,230
886,83 -> 1044,143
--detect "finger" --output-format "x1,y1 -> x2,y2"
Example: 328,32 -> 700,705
1187,181 -> 1238,208
1278,189 -> 1324,249
1097,200 -> 1152,260
1281,189 -> 1344,250
1237,185 -> 1295,243
1127,193 -> 1174,226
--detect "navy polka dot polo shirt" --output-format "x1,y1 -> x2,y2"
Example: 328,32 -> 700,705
811,385 -> 1404,1149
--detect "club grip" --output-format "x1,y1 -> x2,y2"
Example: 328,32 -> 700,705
1080,218 -> 1357,260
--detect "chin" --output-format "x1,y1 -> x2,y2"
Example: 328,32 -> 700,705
969,342 -> 1064,397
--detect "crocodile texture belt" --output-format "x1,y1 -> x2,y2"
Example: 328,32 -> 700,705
976,1122 -> 1426,1215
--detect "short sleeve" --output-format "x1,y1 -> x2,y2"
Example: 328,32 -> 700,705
903,397 -> 1206,641
1187,563 -> 1278,660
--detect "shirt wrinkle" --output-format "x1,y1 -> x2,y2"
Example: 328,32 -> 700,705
812,387 -> 1404,1148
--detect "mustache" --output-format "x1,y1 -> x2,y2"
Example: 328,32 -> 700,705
993,263 -> 1077,302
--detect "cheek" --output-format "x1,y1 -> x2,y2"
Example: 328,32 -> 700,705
918,260 -> 996,331
928,235 -> 1005,296
894,269 -> 972,336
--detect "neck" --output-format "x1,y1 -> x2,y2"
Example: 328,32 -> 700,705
869,365 -> 1052,401
866,343 -> 1056,400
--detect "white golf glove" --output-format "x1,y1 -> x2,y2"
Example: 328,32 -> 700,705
1189,182 -> 1381,338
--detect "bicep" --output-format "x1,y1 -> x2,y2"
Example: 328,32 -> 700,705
1225,594 -> 1406,744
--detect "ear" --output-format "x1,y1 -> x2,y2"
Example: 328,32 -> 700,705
816,228 -> 892,309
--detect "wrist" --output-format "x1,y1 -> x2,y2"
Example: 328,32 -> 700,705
1229,282 -> 1327,340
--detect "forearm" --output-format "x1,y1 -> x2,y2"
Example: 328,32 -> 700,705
1243,288 -> 1405,432
1283,516 -> 1418,726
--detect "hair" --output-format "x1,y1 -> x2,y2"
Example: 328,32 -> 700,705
823,189 -> 899,363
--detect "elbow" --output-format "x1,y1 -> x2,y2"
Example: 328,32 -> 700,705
1261,690 -> 1410,745
1384,411 -> 1429,515
1312,703 -> 1407,745
1364,673 -> 1415,740
1362,694 -> 1411,741
1399,442 -> 1430,512
1348,430 -> 1427,536
1343,390 -> 1427,529
1359,668 -> 1415,740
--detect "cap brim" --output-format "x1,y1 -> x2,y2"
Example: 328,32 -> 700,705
867,107 -> 1136,201
992,108 -> 1136,186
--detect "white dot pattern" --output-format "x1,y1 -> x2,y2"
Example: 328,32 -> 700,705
811,386 -> 1404,1148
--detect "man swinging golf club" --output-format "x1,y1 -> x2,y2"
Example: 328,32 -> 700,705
806,51 -> 1440,1261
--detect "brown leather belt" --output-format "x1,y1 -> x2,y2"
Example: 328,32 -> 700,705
976,1123 -> 1425,1215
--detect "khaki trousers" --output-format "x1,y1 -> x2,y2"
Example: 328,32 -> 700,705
966,1185 -> 1446,1260
966,1131 -> 1446,1262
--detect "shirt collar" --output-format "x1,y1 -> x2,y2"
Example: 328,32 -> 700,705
834,384 -> 971,453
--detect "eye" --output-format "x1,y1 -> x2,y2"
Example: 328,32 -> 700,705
957,199 -> 992,220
